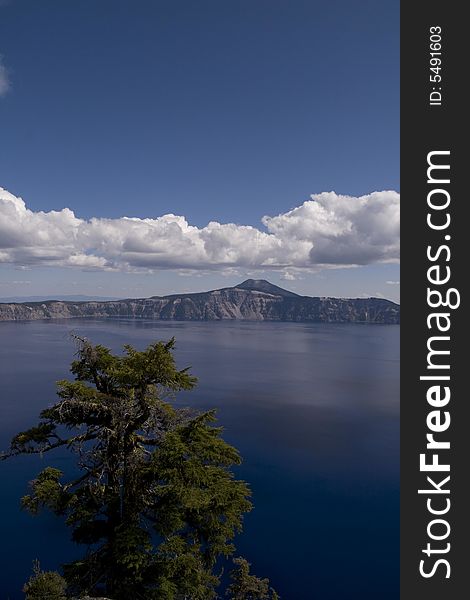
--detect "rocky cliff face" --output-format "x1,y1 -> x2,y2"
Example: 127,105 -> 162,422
0,280 -> 400,324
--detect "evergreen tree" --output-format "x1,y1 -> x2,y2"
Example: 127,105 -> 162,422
226,558 -> 279,600
3,338 -> 252,599
23,560 -> 67,600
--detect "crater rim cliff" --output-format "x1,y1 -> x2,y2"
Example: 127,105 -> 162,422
0,279 -> 400,324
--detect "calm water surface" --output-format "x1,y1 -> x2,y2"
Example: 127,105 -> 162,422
0,319 -> 399,599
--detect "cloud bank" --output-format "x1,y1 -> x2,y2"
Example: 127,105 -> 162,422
0,55 -> 10,96
0,187 -> 399,273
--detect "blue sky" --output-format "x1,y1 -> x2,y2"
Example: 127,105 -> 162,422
0,0 -> 399,301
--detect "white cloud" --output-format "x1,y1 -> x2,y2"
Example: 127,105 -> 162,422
386,280 -> 400,285
263,191 -> 400,265
0,187 -> 400,273
0,56 -> 10,96
280,269 -> 305,281
280,271 -> 296,281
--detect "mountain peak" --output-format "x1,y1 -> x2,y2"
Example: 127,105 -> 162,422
235,279 -> 300,298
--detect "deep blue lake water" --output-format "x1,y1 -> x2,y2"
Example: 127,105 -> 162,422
0,319 -> 399,599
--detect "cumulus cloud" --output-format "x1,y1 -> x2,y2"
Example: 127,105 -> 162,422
0,187 -> 400,273
263,191 -> 400,265
280,271 -> 296,281
386,280 -> 400,285
280,269 -> 305,281
0,55 -> 10,96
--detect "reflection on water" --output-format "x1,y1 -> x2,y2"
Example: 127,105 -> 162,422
0,319 -> 399,599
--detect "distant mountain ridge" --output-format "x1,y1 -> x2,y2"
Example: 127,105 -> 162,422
0,279 -> 400,324
0,294 -> 120,303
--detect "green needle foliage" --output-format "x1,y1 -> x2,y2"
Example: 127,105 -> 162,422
3,337 -> 255,600
226,558 -> 280,600
23,560 -> 67,600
